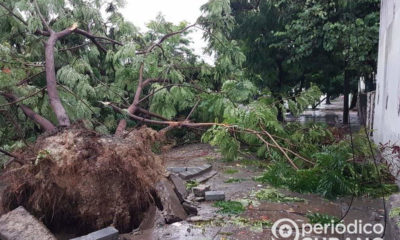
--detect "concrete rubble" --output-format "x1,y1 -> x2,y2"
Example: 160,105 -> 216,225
70,227 -> 119,240
205,191 -> 226,201
192,184 -> 211,197
155,179 -> 188,223
0,206 -> 56,240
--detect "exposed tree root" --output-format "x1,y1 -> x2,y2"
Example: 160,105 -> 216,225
0,124 -> 168,234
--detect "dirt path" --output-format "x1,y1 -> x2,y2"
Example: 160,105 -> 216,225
123,143 -> 385,240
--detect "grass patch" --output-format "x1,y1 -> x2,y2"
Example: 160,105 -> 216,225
224,168 -> 239,174
253,188 -> 305,203
306,212 -> 340,224
214,201 -> 245,214
390,207 -> 400,218
186,180 -> 199,190
224,177 -> 246,183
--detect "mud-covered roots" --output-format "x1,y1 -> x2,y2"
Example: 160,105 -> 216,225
1,125 -> 164,234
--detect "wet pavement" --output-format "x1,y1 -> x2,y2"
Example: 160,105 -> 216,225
123,143 -> 386,240
286,96 -> 361,131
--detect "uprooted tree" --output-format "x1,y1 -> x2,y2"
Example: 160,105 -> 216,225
0,0 -> 393,234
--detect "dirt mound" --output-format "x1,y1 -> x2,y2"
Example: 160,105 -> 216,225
0,125 -> 164,234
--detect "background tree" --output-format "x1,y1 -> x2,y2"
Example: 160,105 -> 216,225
272,0 -> 380,122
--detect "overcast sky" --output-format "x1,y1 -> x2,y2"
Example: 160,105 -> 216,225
120,0 -> 213,63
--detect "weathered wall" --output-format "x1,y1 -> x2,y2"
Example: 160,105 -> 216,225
373,0 -> 400,145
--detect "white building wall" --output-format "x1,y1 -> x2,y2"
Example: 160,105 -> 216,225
373,0 -> 400,145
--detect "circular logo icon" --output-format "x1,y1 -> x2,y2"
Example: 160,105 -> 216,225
272,218 -> 300,240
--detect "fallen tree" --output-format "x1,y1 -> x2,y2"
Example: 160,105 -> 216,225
0,0 -> 394,235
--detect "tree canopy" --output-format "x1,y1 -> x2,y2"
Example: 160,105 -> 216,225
0,0 -> 388,199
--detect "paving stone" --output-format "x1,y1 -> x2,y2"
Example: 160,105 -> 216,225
70,226 -> 118,240
205,191 -> 225,201
198,164 -> 212,173
167,167 -> 187,173
178,164 -> 213,180
169,174 -> 188,202
196,170 -> 218,183
179,170 -> 198,180
192,184 -> 211,197
0,206 -> 57,240
186,167 -> 202,172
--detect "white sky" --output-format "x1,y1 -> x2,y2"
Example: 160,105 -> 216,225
120,0 -> 213,64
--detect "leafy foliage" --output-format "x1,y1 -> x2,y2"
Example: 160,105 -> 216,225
253,188 -> 305,203
214,200 -> 245,215
306,212 -> 340,225
256,131 -> 397,199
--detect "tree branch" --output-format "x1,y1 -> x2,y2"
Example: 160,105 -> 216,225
33,0 -> 50,32
0,92 -> 56,132
16,70 -> 45,86
141,24 -> 196,54
0,87 -> 46,108
137,107 -> 170,121
0,2 -> 27,25
185,98 -> 200,121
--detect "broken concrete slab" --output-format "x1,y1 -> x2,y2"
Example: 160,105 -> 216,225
169,174 -> 188,202
166,167 -> 187,173
205,191 -> 225,201
195,170 -> 218,183
192,184 -> 210,197
178,164 -> 213,180
155,179 -> 187,223
70,226 -> 118,240
0,206 -> 56,240
182,202 -> 198,215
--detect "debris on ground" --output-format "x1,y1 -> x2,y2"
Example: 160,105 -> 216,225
193,184 -> 211,197
205,191 -> 226,201
155,179 -> 188,223
169,174 -> 188,202
0,206 -> 56,240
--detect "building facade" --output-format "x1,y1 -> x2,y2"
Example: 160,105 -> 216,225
373,0 -> 400,145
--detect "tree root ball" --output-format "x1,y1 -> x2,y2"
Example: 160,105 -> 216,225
0,125 -> 165,234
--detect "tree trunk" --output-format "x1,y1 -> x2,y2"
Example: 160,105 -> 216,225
343,71 -> 349,124
115,64 -> 145,135
326,93 -> 331,104
45,33 -> 71,126
276,59 -> 285,122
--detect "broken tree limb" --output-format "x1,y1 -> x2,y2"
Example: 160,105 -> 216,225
115,63 -> 145,135
256,133 -> 299,170
185,98 -> 200,121
0,87 -> 46,108
106,103 -> 313,169
0,92 -> 56,132
114,24 -> 197,135
137,107 -> 170,121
